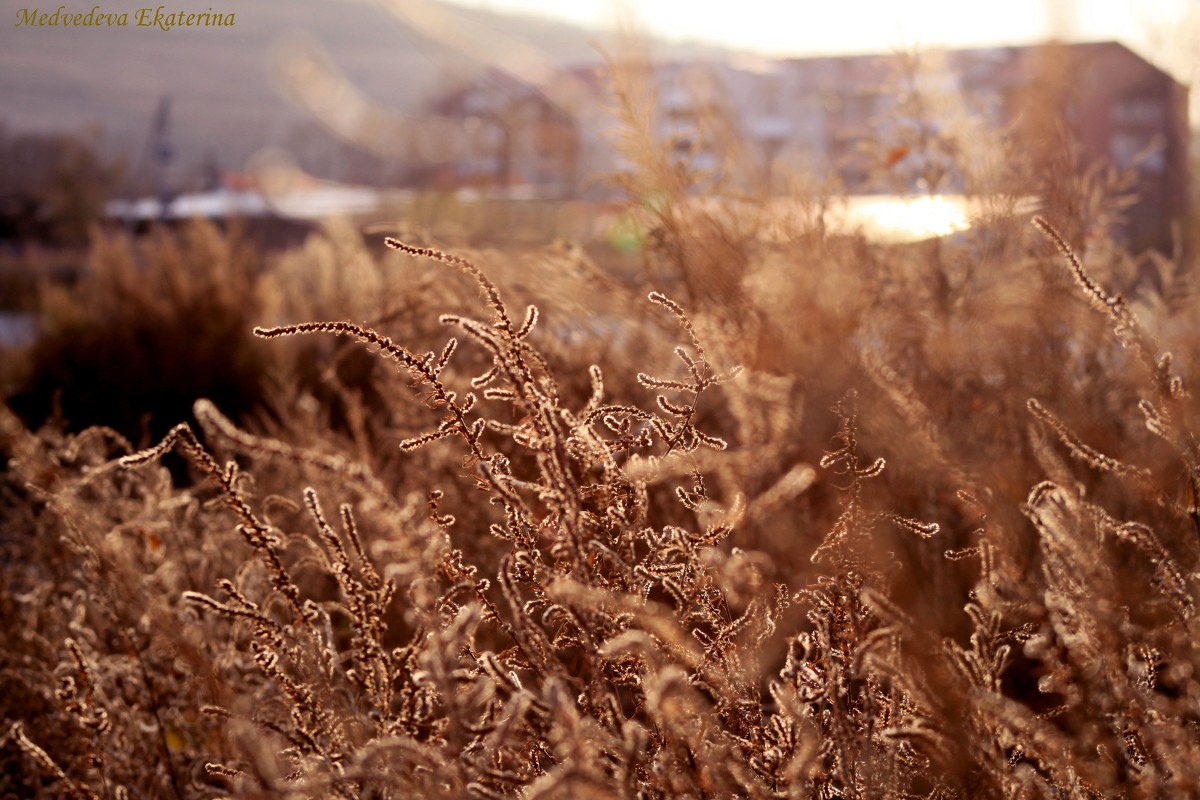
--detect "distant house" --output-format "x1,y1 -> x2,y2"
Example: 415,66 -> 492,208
747,42 -> 1189,250
423,68 -> 587,197
995,42 -> 1189,251
422,41 -> 1188,250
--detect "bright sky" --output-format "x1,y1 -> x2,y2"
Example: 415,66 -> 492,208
446,0 -> 1197,77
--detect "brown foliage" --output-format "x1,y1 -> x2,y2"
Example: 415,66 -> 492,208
4,54 -> 1200,799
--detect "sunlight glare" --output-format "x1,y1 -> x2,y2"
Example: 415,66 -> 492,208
443,0 -> 1165,55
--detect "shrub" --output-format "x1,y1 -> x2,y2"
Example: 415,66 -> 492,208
6,221 -> 272,445
3,47 -> 1200,800
4,212 -> 1200,796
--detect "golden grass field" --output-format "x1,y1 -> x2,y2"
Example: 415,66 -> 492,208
3,56 -> 1200,798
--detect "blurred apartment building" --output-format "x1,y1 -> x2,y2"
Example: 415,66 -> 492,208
422,41 -> 1188,251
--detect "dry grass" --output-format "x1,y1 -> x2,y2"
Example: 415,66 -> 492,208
3,53 -> 1200,799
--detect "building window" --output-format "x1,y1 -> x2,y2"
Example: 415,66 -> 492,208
760,77 -> 780,115
1111,131 -> 1165,173
1111,97 -> 1165,127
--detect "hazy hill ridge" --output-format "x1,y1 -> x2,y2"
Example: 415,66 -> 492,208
0,0 -> 730,178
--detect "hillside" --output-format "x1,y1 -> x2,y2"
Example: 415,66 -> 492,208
0,0 -> 729,184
